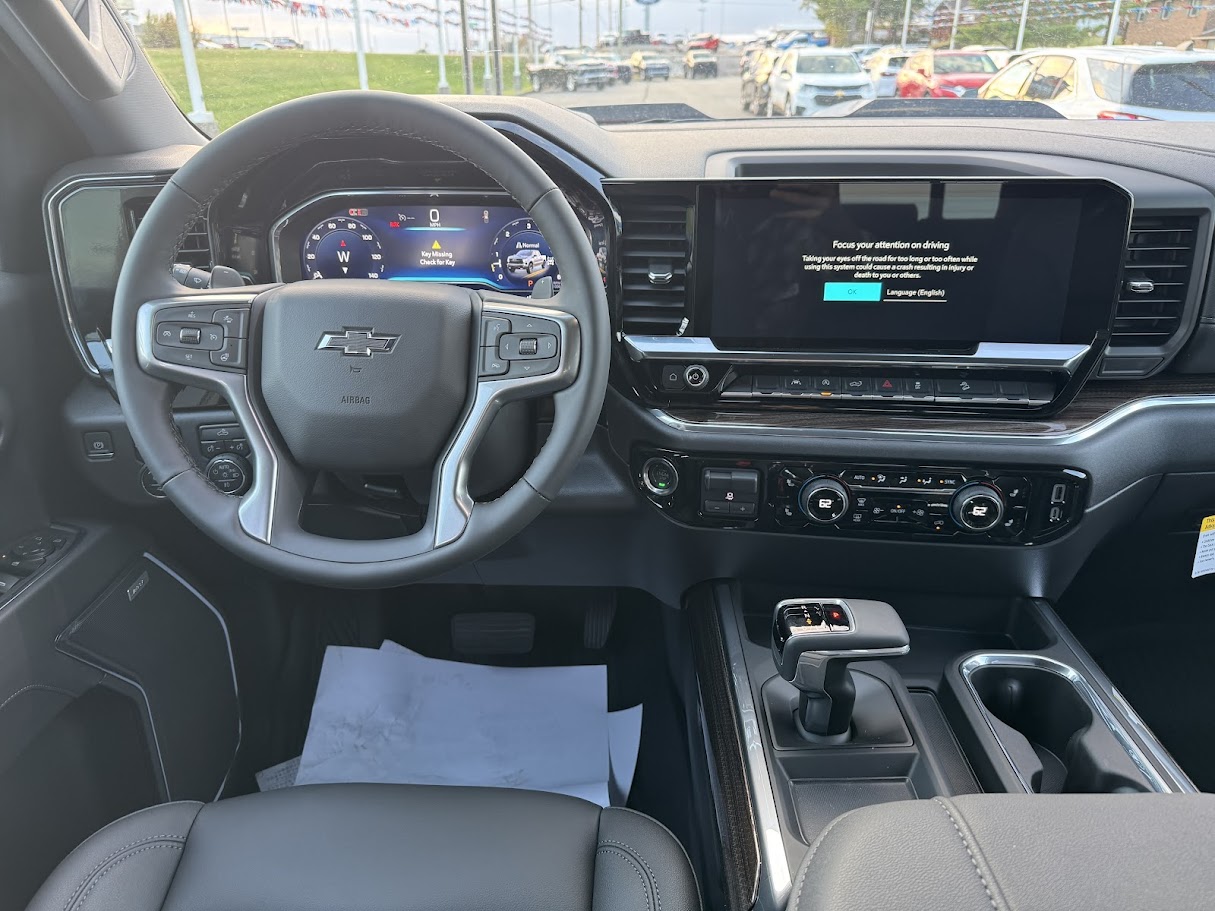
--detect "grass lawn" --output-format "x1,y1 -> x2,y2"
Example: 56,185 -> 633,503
145,48 -> 521,131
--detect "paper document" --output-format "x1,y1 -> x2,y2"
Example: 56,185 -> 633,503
285,642 -> 636,807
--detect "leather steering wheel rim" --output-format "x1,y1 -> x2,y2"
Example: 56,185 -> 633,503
111,91 -> 610,588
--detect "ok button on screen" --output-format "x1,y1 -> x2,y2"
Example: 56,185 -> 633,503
823,282 -> 883,302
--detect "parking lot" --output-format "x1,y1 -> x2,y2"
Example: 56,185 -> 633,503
533,52 -> 751,120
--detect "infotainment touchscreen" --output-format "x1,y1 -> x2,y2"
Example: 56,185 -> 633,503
702,179 -> 1131,351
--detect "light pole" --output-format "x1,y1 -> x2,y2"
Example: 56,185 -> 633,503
528,0 -> 538,63
512,0 -> 522,91
900,0 -> 912,46
596,0 -> 601,45
221,0 -> 231,43
1106,0 -> 1123,45
258,2 -> 268,42
459,0 -> 475,92
490,0 -> 504,93
949,0 -> 962,49
1015,0 -> 1030,50
578,0 -> 584,47
352,0 -> 370,90
482,0 -> 492,93
170,0 -> 217,134
436,0 -> 452,92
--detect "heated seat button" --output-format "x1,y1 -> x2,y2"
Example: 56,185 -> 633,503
994,476 -> 1030,505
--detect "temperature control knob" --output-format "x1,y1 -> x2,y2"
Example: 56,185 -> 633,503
798,477 -> 851,525
950,483 -> 1005,532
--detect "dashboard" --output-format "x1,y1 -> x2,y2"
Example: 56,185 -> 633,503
40,103 -> 1215,583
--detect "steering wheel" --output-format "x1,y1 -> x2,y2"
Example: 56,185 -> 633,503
111,92 -> 610,587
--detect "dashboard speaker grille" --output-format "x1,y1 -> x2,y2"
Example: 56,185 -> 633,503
127,196 -> 213,270
1110,213 -> 1199,348
617,199 -> 692,336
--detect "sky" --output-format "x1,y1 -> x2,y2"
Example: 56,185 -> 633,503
131,0 -> 826,54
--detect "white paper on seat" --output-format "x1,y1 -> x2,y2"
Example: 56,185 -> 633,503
291,642 -> 636,808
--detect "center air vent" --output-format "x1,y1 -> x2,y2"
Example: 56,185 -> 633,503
617,199 -> 692,336
127,195 -> 213,270
1110,213 -> 1198,348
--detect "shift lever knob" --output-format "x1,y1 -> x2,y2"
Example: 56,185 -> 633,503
772,598 -> 910,738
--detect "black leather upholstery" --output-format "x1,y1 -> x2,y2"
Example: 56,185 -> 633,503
26,784 -> 700,911
789,794 -> 1215,911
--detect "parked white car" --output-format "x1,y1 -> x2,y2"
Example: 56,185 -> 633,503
766,47 -> 875,116
979,47 -> 1215,121
863,46 -> 921,97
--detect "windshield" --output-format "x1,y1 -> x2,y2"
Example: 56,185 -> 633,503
935,54 -> 997,74
796,54 -> 862,74
132,0 -> 1215,127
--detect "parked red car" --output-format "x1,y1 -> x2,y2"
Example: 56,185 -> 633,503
895,49 -> 998,98
686,33 -> 721,51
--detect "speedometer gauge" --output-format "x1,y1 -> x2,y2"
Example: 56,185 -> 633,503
302,217 -> 384,280
490,217 -> 555,290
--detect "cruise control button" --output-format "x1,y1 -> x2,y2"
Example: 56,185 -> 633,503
155,322 -> 224,350
153,344 -> 208,368
155,304 -> 216,324
213,308 -> 250,338
210,337 -> 246,369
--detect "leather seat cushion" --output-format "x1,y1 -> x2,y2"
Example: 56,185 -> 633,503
789,793 -> 1215,911
26,784 -> 700,911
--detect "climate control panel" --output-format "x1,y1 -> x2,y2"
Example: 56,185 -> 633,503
633,450 -> 1087,545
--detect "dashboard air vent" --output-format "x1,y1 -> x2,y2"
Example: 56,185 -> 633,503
617,199 -> 691,336
1110,214 -> 1198,348
127,196 -> 213,270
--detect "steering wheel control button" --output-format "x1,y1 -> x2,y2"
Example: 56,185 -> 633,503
184,267 -> 211,290
155,304 -> 217,324
951,483 -> 1006,532
204,454 -> 253,495
506,356 -> 558,378
642,457 -> 679,496
481,315 -> 512,348
479,348 -> 509,377
153,343 -> 208,368
683,364 -> 710,390
213,308 -> 250,338
798,477 -> 851,525
500,333 -> 557,359
82,431 -> 115,460
508,314 -> 561,335
155,322 -> 224,350
210,337 -> 246,370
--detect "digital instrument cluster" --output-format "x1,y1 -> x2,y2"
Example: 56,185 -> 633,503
274,192 -> 609,293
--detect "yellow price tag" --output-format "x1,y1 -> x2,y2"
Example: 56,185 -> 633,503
1203,516 -> 1215,534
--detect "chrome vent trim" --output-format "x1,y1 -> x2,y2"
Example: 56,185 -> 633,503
617,198 -> 691,336
1110,213 -> 1198,349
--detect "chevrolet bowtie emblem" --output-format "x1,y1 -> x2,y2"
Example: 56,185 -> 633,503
316,328 -> 400,357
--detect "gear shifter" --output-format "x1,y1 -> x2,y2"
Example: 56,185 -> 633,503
772,598 -> 910,740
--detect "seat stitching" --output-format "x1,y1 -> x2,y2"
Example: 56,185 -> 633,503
599,839 -> 662,911
62,836 -> 188,911
789,807 -> 855,911
73,844 -> 182,911
0,683 -> 75,715
598,845 -> 653,911
933,797 -> 1003,911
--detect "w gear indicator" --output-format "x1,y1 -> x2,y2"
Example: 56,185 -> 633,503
302,217 -> 385,280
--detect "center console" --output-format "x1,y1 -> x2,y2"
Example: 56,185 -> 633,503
634,451 -> 1086,544
607,176 -> 1131,417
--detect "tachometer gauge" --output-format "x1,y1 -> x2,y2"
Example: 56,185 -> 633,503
302,217 -> 384,280
490,217 -> 555,290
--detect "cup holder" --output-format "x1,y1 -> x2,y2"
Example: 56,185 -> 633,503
960,655 -> 1161,794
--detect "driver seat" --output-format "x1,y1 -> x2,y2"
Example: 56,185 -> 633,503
24,784 -> 700,911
